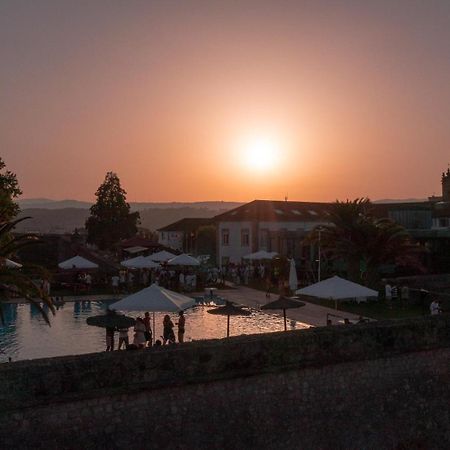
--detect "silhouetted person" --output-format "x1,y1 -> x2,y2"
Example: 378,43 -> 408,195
177,310 -> 186,343
106,327 -> 115,351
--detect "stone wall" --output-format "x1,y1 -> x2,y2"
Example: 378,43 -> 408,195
1,316 -> 450,449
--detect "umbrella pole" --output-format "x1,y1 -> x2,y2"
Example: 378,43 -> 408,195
283,308 -> 287,331
227,314 -> 230,338
335,298 -> 337,310
153,312 -> 156,344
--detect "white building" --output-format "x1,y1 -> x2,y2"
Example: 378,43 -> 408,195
214,200 -> 330,266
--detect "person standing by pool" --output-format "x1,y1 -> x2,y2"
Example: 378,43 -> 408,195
143,312 -> 152,347
106,326 -> 115,351
163,315 -> 175,344
133,317 -> 146,348
111,274 -> 119,294
119,270 -> 126,291
118,327 -> 129,349
385,282 -> 392,301
85,273 -> 92,293
430,299 -> 441,316
177,310 -> 186,343
401,285 -> 409,307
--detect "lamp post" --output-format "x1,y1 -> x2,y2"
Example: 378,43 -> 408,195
317,227 -> 322,282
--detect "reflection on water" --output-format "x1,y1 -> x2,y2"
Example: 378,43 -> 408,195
0,301 -> 308,362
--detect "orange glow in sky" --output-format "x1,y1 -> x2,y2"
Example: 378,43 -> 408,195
1,1 -> 450,202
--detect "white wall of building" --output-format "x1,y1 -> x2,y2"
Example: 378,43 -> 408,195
217,219 -> 330,265
217,221 -> 253,265
158,231 -> 184,251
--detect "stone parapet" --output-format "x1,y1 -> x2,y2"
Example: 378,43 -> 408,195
1,315 -> 450,449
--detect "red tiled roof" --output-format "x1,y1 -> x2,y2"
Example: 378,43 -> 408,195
213,200 -> 331,222
157,218 -> 213,232
213,199 -> 434,223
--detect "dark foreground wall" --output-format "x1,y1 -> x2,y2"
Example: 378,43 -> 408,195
1,316 -> 450,449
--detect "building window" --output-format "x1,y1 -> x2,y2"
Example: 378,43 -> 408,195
241,229 -> 250,247
439,218 -> 449,228
161,232 -> 165,240
222,229 -> 229,246
260,229 -> 269,248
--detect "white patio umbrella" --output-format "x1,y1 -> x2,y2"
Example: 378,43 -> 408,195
58,255 -> 98,270
3,258 -> 22,269
296,276 -> 378,309
243,250 -> 278,260
138,256 -> 160,269
149,250 -> 176,262
121,256 -> 146,268
121,256 -> 159,269
167,254 -> 200,266
110,283 -> 196,343
288,259 -> 298,292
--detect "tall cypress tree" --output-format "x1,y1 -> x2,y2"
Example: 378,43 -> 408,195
85,172 -> 140,250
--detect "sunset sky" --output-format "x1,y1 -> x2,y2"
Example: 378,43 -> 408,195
1,0 -> 450,202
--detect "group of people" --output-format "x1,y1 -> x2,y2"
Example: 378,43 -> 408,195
105,310 -> 186,351
384,283 -> 410,303
385,282 -> 446,315
222,262 -> 272,286
110,268 -> 199,294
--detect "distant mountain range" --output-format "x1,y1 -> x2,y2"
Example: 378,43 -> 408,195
15,197 -> 428,234
16,199 -> 243,234
17,198 -> 243,211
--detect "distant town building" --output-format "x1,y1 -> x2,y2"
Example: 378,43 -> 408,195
157,218 -> 213,253
158,169 -> 450,273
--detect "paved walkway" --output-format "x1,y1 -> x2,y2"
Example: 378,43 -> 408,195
217,285 -> 366,327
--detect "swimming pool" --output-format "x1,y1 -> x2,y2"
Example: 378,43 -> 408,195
0,300 -> 308,362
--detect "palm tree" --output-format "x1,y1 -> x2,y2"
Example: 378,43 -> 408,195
0,217 -> 55,324
308,199 -> 423,286
363,218 -> 424,285
309,198 -> 372,281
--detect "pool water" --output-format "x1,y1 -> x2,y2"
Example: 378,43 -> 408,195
0,301 -> 308,362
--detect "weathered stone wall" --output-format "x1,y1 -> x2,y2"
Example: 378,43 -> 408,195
1,316 -> 450,449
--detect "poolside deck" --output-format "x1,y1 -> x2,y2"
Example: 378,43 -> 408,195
216,285 -> 367,327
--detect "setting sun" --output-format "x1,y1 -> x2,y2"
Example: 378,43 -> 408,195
241,135 -> 280,172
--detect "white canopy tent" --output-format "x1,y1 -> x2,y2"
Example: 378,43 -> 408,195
149,250 -> 177,263
121,256 -> 145,268
58,255 -> 99,270
243,250 -> 278,260
288,259 -> 298,292
167,254 -> 200,266
138,256 -> 160,269
110,283 -> 196,342
296,276 -> 378,309
121,256 -> 159,269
